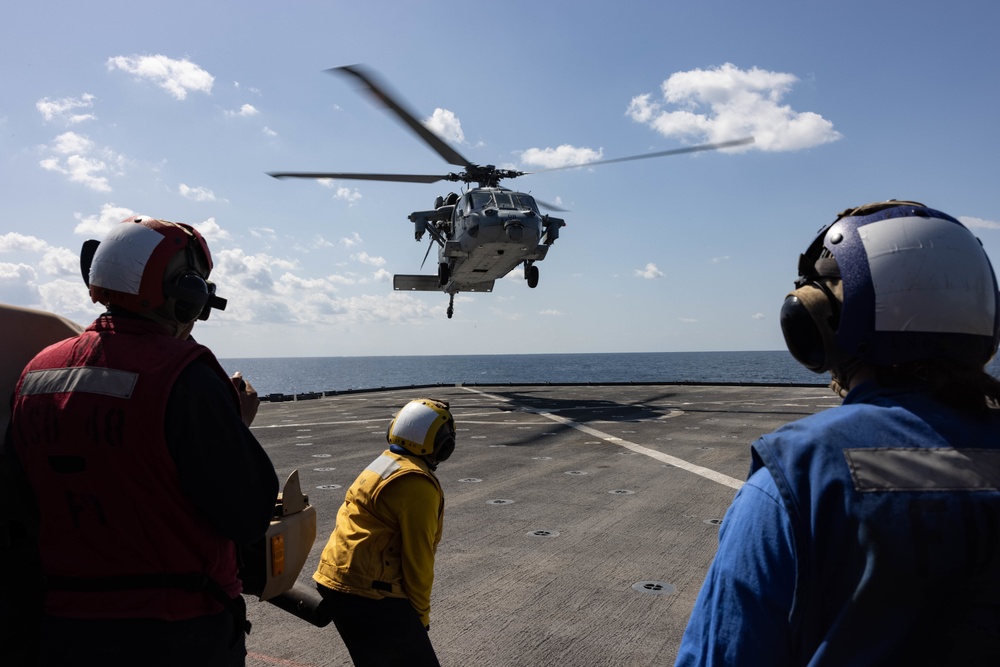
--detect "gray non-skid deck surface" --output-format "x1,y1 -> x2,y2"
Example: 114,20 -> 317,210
244,384 -> 837,666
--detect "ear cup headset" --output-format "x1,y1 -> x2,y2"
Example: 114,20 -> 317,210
781,200 -> 1000,374
386,399 -> 456,467
83,217 -> 227,323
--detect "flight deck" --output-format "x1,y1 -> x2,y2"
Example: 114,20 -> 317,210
244,383 -> 837,666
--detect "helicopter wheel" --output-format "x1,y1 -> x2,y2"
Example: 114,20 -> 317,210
447,293 -> 455,319
526,263 -> 539,289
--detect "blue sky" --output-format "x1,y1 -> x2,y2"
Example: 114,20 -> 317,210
3,1 -> 998,358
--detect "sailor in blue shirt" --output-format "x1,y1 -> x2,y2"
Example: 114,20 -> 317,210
676,200 -> 1000,666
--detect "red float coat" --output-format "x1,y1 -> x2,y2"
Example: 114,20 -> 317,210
11,316 -> 241,621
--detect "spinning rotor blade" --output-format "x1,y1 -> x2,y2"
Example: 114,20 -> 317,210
526,137 -> 755,175
332,65 -> 472,169
268,171 -> 449,184
535,198 -> 570,213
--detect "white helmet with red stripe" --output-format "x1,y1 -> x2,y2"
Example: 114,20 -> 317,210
86,216 -> 226,322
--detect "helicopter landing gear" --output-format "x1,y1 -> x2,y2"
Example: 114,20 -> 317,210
447,293 -> 455,319
438,262 -> 450,286
525,262 -> 539,289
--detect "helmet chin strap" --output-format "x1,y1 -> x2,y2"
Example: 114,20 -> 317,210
829,357 -> 868,398
143,303 -> 197,339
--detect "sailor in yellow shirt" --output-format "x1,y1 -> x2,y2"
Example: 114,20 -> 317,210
315,399 -> 455,667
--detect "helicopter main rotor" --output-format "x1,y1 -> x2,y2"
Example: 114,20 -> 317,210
268,64 -> 754,190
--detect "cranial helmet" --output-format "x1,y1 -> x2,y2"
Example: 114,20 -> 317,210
85,216 -> 227,323
781,200 -> 1000,373
387,399 -> 456,463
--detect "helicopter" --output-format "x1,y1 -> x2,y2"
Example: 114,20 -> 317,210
269,65 -> 753,318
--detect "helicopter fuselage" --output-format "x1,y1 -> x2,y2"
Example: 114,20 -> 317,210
442,187 -> 547,287
396,186 -> 563,304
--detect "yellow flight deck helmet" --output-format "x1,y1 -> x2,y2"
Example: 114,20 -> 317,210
387,399 -> 456,463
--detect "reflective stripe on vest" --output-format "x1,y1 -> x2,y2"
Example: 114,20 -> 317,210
845,447 -> 1000,492
19,367 -> 138,399
366,454 -> 402,479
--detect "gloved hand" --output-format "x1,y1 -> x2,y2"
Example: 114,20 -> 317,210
231,372 -> 260,426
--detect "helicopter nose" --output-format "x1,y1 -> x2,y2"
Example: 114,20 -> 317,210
504,221 -> 524,242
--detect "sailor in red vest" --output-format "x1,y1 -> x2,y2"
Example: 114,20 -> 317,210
8,216 -> 278,666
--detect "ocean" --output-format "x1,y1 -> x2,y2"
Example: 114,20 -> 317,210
216,350 -> 1000,397
219,351 -> 1000,397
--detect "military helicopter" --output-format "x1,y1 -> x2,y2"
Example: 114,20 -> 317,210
269,65 -> 753,318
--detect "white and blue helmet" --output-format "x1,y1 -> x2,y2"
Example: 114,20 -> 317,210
781,200 -> 1000,372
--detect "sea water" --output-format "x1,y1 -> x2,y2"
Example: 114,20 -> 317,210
219,351 -> 833,396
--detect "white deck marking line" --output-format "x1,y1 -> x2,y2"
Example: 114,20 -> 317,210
461,387 -> 744,491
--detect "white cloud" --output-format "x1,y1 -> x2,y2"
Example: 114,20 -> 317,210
340,232 -> 363,247
179,183 -> 218,201
326,273 -> 356,286
634,262 -> 664,279
520,145 -> 603,169
38,247 -> 80,276
318,179 -> 363,204
250,227 -> 277,240
0,232 -> 50,253
226,103 -> 259,117
106,54 -> 214,100
540,309 -> 563,316
351,251 -> 386,267
711,255 -> 731,263
194,217 -> 231,242
334,187 -> 362,203
0,262 -> 42,305
374,268 -> 391,283
38,279 -> 95,321
960,216 -> 1000,230
51,131 -> 93,154
205,246 -> 439,326
0,234 -> 91,308
627,63 -> 841,152
36,94 -> 96,123
752,313 -> 765,320
679,317 -> 697,323
73,204 -> 137,236
424,108 -> 465,144
263,126 -> 278,137
40,132 -> 126,192
41,153 -> 112,192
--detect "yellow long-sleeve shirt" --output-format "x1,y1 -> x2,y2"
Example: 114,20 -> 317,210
314,451 -> 444,627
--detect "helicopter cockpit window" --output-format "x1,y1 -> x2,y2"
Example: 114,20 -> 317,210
471,192 -> 494,210
493,192 -> 518,210
513,194 -> 539,213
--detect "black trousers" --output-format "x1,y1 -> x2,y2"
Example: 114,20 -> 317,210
317,585 -> 440,667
